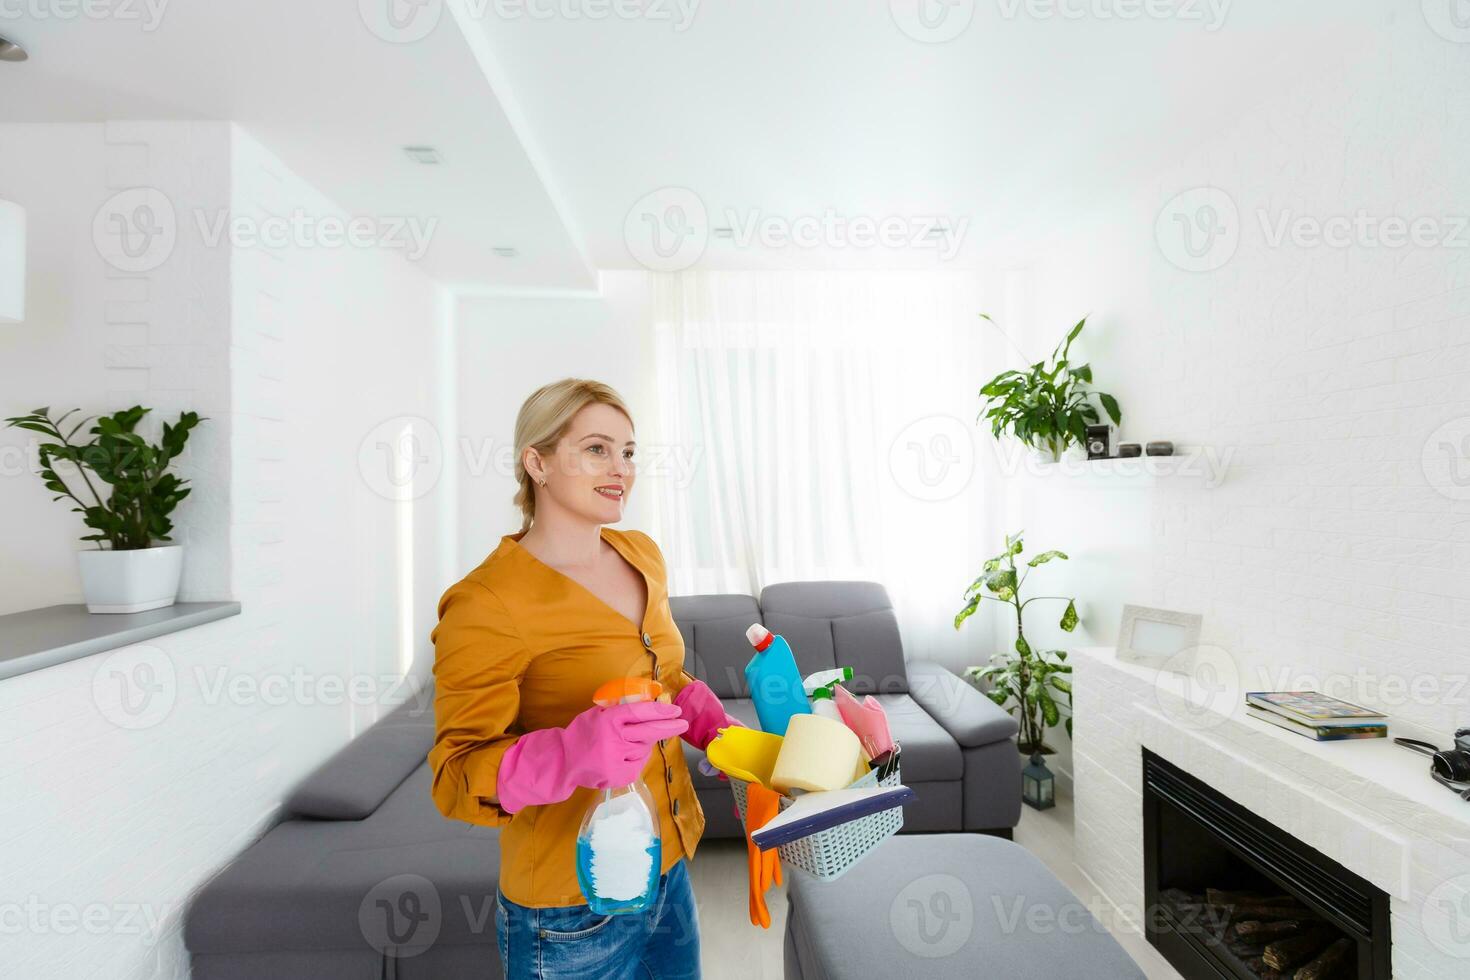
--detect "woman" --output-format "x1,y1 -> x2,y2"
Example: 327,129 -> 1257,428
429,378 -> 739,979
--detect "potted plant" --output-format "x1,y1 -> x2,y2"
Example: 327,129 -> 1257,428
976,315 -> 1122,462
6,405 -> 204,613
954,531 -> 1077,755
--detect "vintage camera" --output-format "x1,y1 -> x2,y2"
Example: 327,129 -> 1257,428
1397,728 -> 1470,784
1085,424 -> 1113,460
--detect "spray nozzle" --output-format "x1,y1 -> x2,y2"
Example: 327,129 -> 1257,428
802,667 -> 853,699
592,677 -> 664,707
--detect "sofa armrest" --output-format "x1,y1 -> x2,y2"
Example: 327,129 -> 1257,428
905,660 -> 1019,748
285,699 -> 434,820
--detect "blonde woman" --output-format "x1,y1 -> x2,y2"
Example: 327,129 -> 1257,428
429,379 -> 738,979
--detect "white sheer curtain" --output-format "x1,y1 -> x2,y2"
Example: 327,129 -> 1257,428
640,269 -> 1006,668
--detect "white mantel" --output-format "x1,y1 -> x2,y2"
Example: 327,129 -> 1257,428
1072,647 -> 1470,980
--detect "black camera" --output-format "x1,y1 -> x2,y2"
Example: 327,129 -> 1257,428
1396,728 -> 1470,788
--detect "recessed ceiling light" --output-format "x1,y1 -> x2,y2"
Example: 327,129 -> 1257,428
403,146 -> 442,165
0,34 -> 28,62
493,247 -> 518,258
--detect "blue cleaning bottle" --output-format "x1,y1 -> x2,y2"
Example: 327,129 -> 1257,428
744,623 -> 812,736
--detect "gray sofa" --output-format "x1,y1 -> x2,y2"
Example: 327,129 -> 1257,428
674,581 -> 1021,838
183,698 -> 505,979
184,580 -> 1019,979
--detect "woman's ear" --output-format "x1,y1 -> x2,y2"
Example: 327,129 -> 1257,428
523,447 -> 544,486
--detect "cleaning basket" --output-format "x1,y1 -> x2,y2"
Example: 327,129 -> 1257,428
728,747 -> 903,882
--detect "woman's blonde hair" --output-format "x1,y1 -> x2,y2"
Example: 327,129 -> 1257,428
513,378 -> 634,532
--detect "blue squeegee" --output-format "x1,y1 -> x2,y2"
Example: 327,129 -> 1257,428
750,785 -> 915,849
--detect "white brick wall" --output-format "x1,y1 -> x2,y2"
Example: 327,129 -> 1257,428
0,123 -> 447,978
992,12 -> 1470,974
1073,649 -> 1470,978
998,3 -> 1470,755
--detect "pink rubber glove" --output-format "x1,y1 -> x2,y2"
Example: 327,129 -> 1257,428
496,701 -> 688,814
674,679 -> 744,751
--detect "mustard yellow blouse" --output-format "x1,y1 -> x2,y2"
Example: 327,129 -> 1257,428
427,526 -> 706,908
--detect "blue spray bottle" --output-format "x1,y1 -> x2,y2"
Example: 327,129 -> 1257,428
744,624 -> 812,736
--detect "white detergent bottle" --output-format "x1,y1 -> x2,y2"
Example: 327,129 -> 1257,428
574,678 -> 663,915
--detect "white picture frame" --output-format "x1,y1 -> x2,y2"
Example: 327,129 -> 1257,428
1117,604 -> 1203,672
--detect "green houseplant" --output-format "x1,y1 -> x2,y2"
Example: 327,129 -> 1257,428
976,315 -> 1121,462
954,531 -> 1077,755
6,405 -> 205,612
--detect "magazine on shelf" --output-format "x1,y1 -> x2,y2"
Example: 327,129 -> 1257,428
1245,691 -> 1386,728
1245,705 -> 1387,741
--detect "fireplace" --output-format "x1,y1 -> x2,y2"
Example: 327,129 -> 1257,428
1142,750 -> 1390,979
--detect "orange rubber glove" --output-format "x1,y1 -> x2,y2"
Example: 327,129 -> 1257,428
744,783 -> 784,928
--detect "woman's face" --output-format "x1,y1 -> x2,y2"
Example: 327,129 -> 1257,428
535,403 -> 636,524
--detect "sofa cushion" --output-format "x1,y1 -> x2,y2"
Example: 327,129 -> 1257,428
759,582 -> 908,694
785,834 -> 1144,980
284,698 -> 435,820
872,694 -> 962,781
905,660 -> 1020,747
682,693 -> 960,786
186,766 -> 501,956
670,593 -> 763,699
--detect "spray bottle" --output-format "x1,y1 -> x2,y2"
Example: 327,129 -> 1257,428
574,678 -> 663,915
803,667 -> 853,722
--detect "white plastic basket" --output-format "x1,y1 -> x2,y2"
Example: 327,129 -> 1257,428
728,750 -> 903,882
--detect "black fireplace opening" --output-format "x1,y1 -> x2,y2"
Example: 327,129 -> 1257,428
1143,750 -> 1390,980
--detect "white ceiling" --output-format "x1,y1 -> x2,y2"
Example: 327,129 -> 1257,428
0,1 -> 595,288
467,0 -> 1389,271
0,1 -> 1392,287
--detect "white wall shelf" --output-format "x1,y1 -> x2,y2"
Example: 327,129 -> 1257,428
0,601 -> 241,680
1011,450 -> 1231,489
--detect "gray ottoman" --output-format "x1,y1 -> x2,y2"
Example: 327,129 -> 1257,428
784,834 -> 1144,980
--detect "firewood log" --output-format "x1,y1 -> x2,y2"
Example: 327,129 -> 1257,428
1264,930 -> 1334,972
1232,919 -> 1302,943
1245,959 -> 1287,980
1294,937 -> 1352,980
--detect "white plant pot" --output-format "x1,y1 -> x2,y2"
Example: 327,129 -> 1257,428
76,545 -> 183,614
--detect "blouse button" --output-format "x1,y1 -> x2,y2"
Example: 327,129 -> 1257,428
641,632 -> 653,649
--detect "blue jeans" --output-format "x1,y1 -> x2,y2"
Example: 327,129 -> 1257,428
495,859 -> 701,979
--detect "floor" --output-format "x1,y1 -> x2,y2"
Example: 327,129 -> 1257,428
688,789 -> 1183,980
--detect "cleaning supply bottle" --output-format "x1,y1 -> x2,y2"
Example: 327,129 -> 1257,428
575,678 -> 664,915
803,667 -> 853,721
809,686 -> 843,722
744,624 -> 811,737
